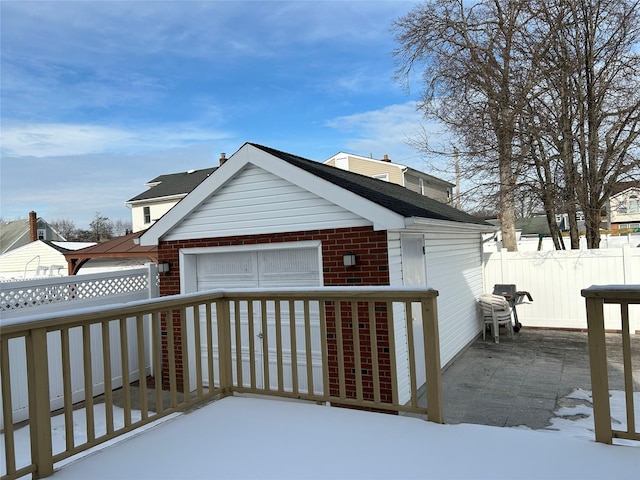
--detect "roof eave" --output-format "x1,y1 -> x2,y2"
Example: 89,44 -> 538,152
405,217 -> 496,233
126,193 -> 187,207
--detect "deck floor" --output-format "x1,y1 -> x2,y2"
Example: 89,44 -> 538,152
51,394 -> 638,480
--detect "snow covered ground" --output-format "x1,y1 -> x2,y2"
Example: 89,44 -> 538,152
2,390 -> 638,479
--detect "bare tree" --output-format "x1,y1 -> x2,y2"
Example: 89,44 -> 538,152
49,218 -> 76,241
89,212 -> 113,242
112,219 -> 132,236
570,0 -> 640,248
523,0 -> 640,249
393,0 -> 543,251
394,0 -> 639,250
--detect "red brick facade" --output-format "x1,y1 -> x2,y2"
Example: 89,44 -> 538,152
158,226 -> 393,403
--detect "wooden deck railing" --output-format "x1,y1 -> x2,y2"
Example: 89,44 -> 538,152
582,285 -> 639,444
1,287 -> 442,479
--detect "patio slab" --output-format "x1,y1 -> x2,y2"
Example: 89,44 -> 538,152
438,328 -> 640,428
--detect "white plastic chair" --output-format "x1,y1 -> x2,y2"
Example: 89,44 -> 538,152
477,294 -> 515,343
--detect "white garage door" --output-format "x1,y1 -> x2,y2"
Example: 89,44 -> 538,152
192,246 -> 323,393
196,248 -> 320,289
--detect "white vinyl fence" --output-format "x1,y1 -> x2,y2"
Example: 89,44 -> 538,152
483,244 -> 640,332
0,266 -> 159,428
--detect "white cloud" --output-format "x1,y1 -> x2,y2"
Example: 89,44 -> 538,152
0,122 -> 231,158
325,102 -> 453,167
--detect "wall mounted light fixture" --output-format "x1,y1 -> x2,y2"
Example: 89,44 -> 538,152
343,252 -> 357,267
157,262 -> 171,273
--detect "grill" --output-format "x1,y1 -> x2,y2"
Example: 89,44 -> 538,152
492,284 -> 533,332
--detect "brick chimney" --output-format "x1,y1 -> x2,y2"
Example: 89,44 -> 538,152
219,153 -> 227,165
29,211 -> 38,242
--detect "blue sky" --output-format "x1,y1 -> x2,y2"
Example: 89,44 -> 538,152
1,0 -> 450,230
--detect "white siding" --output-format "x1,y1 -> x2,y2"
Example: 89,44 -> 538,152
424,232 -> 484,367
386,232 -> 411,404
388,229 -> 484,399
164,165 -> 371,241
131,199 -> 181,233
0,241 -> 67,279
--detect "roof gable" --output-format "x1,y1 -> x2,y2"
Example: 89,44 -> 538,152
139,143 -> 489,246
161,163 -> 374,241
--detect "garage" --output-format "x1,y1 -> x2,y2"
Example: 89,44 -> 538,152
182,242 -> 324,394
139,143 -> 492,403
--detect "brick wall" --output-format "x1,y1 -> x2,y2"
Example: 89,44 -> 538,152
157,226 -> 393,403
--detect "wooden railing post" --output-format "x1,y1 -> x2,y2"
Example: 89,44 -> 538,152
26,327 -> 54,478
584,296 -> 613,444
422,294 -> 443,424
216,297 -> 233,396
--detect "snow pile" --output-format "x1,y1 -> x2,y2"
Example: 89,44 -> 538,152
542,389 -> 640,446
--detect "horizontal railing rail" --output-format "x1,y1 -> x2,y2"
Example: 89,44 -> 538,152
0,286 -> 442,479
582,285 -> 640,445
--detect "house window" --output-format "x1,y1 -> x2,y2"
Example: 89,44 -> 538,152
37,229 -> 46,240
372,173 -> 389,182
629,195 -> 639,214
143,206 -> 151,224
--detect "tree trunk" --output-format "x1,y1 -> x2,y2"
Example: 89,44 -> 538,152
500,165 -> 518,251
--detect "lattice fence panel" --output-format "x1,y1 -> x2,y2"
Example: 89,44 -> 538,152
1,272 -> 149,312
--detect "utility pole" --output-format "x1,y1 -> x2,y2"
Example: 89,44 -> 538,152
454,147 -> 461,209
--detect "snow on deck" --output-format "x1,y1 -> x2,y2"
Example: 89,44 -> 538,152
51,396 -> 639,480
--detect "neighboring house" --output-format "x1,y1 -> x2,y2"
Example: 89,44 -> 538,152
138,142 -> 492,403
607,181 -> 640,231
64,230 -> 158,275
324,152 -> 454,205
0,240 -> 93,280
126,166 -> 219,232
0,211 -> 66,255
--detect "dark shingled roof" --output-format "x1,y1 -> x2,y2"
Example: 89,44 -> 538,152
128,167 -> 217,202
612,181 -> 640,195
249,143 -> 488,226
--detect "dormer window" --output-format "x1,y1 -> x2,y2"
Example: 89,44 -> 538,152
629,195 -> 639,214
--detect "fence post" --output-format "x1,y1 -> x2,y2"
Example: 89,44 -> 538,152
584,295 -> 613,444
621,244 -> 631,285
26,327 -> 54,478
421,294 -> 443,424
148,263 -> 159,299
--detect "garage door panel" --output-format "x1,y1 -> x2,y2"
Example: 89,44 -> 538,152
197,251 -> 258,288
193,246 -> 322,394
